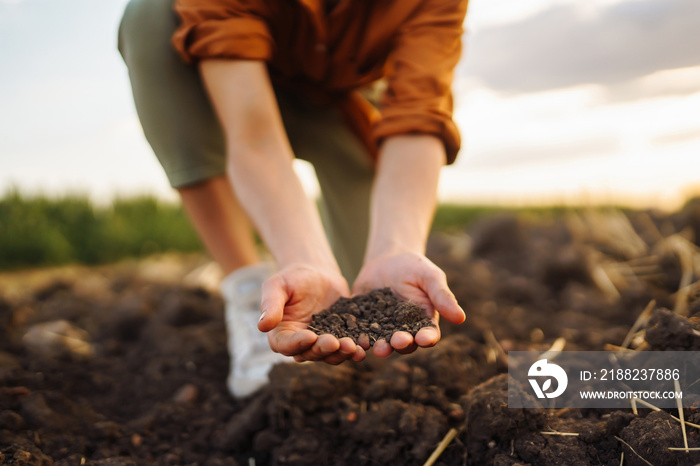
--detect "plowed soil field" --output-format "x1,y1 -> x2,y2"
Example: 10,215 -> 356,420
3,204 -> 700,465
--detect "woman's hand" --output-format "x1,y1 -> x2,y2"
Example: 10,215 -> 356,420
258,263 -> 366,364
353,252 -> 465,358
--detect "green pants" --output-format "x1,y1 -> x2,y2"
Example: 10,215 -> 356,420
118,0 -> 374,283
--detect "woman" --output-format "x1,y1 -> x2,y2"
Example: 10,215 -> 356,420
118,0 -> 468,397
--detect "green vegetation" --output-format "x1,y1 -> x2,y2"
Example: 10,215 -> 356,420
431,204 -> 582,231
0,192 -> 202,270
0,192 -> 595,270
431,204 -> 503,231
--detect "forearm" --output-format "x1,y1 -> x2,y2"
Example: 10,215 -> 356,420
200,60 -> 338,273
228,146 -> 338,271
364,135 -> 445,262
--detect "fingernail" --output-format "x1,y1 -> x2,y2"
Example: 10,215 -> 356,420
258,311 -> 266,322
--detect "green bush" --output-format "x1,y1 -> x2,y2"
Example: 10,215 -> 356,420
0,192 -> 202,270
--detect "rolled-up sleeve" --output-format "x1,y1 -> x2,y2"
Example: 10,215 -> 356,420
373,0 -> 468,164
172,0 -> 273,64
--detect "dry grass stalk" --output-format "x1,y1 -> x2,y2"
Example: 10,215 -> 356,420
630,273 -> 665,281
630,397 -> 700,429
655,235 -> 697,315
604,263 -> 636,291
685,376 -> 700,391
540,431 -> 580,437
619,451 -> 624,466
592,264 -> 621,302
668,447 -> 700,451
673,279 -> 700,318
633,341 -> 649,351
606,340 -> 648,352
554,408 -> 576,417
540,337 -> 566,361
604,344 -> 635,352
630,397 -> 638,415
675,287 -> 691,316
620,300 -> 656,350
611,211 -> 649,257
623,255 -> 660,266
615,266 -> 643,288
615,436 -> 653,466
569,210 -> 647,262
483,329 -> 508,366
673,235 -> 698,287
625,264 -> 661,274
423,427 -> 459,466
635,212 -> 664,243
583,210 -> 648,259
674,379 -> 689,453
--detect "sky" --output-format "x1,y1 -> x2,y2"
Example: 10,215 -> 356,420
1,0 -> 699,209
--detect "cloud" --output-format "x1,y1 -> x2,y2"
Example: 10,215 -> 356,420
604,65 -> 700,102
652,128 -> 700,146
462,136 -> 620,169
462,0 -> 700,93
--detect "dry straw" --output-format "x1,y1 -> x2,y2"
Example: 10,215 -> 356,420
423,427 -> 459,466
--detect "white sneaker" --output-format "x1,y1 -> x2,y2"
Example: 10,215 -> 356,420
220,262 -> 289,398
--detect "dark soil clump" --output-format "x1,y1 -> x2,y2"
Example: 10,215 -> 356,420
308,288 -> 434,346
645,307 -> 700,350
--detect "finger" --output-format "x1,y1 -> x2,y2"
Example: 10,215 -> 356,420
422,269 -> 465,324
395,342 -> 418,355
352,346 -> 366,362
389,331 -> 414,351
323,352 -> 352,365
259,275 -> 288,332
269,328 -> 317,356
318,333 -> 341,353
338,337 -> 357,355
320,339 -> 356,366
296,334 -> 341,361
373,339 -> 393,358
414,325 -> 440,348
296,349 -> 325,362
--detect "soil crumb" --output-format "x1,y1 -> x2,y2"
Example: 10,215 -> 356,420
309,288 -> 434,346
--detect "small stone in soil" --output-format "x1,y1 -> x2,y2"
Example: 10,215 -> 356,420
308,288 -> 434,347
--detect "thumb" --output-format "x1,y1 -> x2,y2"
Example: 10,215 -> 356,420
258,274 -> 288,332
423,270 -> 465,325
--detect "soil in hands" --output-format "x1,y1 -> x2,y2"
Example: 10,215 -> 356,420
308,288 -> 434,347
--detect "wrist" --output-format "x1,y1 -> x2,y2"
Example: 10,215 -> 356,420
364,239 -> 425,264
276,253 -> 342,276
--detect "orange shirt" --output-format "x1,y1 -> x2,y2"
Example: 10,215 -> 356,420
172,0 -> 468,163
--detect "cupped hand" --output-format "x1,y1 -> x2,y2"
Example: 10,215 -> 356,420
353,252 -> 465,358
257,263 -> 366,364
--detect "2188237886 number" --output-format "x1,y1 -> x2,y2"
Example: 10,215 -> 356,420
599,368 -> 680,381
